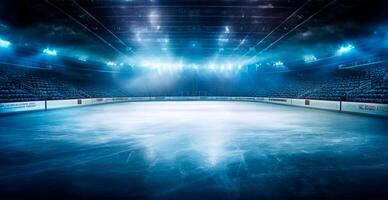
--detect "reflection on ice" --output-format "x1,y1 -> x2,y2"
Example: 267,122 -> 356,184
36,101 -> 384,169
0,101 -> 388,199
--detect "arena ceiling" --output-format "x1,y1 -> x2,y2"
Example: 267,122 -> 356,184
0,0 -> 387,69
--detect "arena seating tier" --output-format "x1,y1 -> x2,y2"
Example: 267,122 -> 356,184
0,64 -> 387,103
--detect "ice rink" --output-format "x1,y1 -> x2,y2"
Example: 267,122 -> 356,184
0,101 -> 387,199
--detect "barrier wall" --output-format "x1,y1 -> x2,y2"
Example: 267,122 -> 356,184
342,102 -> 388,116
90,98 -> 106,104
128,97 -> 151,101
105,97 -> 132,103
292,99 -> 341,111
254,97 -> 268,102
1,97 -> 387,117
164,96 -> 201,101
230,97 -> 257,102
206,96 -> 232,101
0,101 -> 45,114
46,97 -> 133,110
46,99 -> 84,109
267,98 -> 292,105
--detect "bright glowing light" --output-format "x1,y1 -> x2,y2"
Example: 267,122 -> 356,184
189,64 -> 199,70
140,60 -> 184,71
78,56 -> 88,62
273,61 -> 284,68
137,35 -> 142,42
43,48 -> 57,56
240,38 -> 246,45
0,38 -> 11,48
336,44 -> 355,56
218,37 -> 229,43
149,10 -> 159,26
304,55 -> 317,63
226,63 -> 233,71
134,57 -> 245,73
205,61 -> 243,72
225,26 -> 230,34
106,61 -> 117,67
208,62 -> 216,71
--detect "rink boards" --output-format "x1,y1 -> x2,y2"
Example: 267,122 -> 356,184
0,96 -> 387,117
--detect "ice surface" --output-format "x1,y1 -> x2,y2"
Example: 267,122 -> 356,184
0,101 -> 387,199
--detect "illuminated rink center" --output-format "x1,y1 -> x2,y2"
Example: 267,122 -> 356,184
0,101 -> 388,199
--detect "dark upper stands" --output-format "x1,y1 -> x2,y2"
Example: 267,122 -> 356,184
0,63 -> 387,103
252,64 -> 388,103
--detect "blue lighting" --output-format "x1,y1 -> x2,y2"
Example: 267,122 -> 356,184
218,37 -> 229,43
106,61 -> 117,67
43,48 -> 57,56
0,38 -> 11,48
336,44 -> 355,56
78,56 -> 88,62
273,61 -> 284,68
225,26 -> 230,34
304,55 -> 317,63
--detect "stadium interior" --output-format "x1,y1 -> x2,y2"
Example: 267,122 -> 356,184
0,0 -> 387,199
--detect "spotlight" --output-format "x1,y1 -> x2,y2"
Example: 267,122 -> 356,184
106,61 -> 117,67
218,37 -> 229,43
43,48 -> 57,56
240,38 -> 246,45
0,38 -> 11,48
336,44 -> 355,56
225,26 -> 230,34
226,63 -> 233,71
78,56 -> 88,62
273,61 -> 285,68
304,55 -> 317,63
